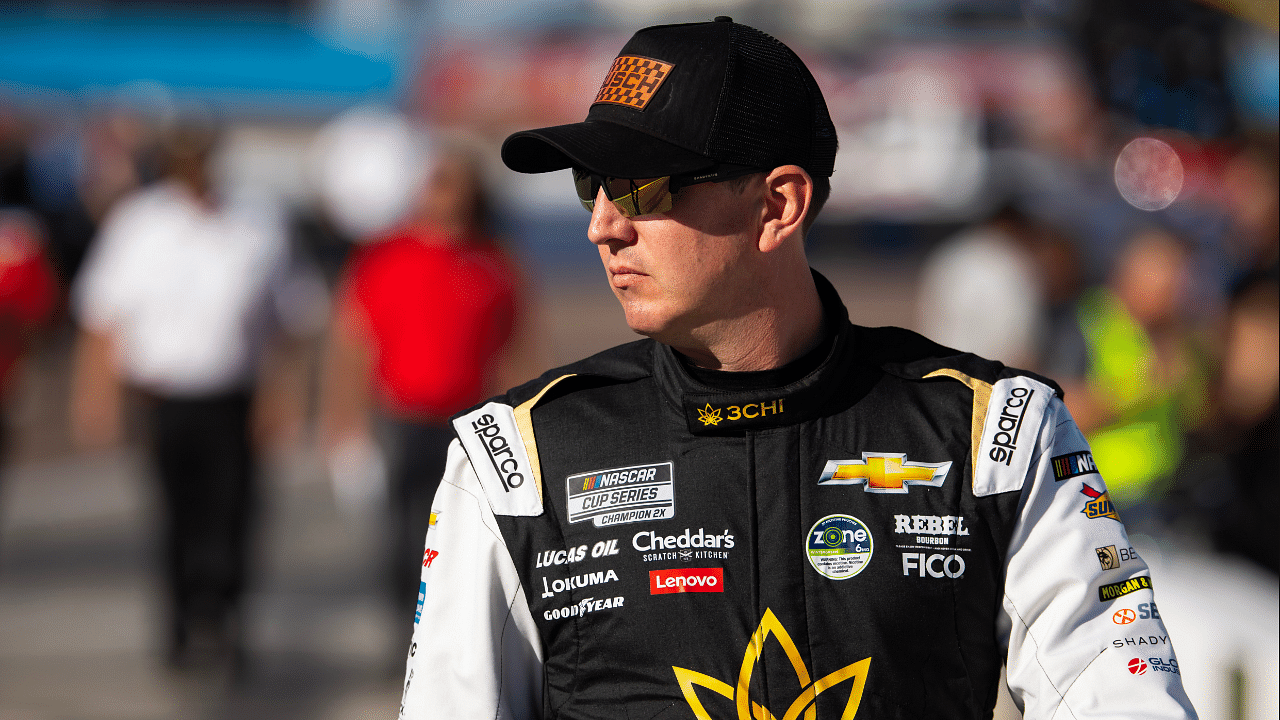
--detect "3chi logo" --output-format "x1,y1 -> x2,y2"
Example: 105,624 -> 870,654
1113,608 -> 1137,625
673,608 -> 871,720
697,404 -> 723,427
1128,658 -> 1148,675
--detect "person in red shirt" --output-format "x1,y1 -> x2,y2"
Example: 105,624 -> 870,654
322,147 -> 530,624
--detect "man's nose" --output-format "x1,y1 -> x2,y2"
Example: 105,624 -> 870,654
587,188 -> 637,247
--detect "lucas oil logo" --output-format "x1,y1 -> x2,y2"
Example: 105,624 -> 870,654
818,453 -> 951,493
566,462 -> 675,527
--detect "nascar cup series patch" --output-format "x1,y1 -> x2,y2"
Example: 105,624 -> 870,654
806,514 -> 874,580
566,462 -> 675,527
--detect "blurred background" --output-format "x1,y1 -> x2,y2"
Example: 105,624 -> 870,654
0,0 -> 1275,718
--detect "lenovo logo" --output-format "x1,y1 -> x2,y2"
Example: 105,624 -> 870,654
649,568 -> 724,595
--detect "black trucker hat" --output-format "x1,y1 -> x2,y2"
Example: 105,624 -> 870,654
500,17 -> 838,180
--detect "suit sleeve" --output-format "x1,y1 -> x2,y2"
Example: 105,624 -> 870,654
398,439 -> 543,719
998,396 -> 1197,719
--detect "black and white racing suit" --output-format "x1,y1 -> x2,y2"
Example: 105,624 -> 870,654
399,271 -> 1197,720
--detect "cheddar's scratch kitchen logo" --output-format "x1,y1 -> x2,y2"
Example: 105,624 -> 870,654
818,453 -> 951,494
593,55 -> 674,109
673,609 -> 871,720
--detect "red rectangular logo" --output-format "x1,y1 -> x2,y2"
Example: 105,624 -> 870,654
649,568 -> 724,595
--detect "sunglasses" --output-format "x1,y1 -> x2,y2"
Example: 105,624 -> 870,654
572,165 -> 763,218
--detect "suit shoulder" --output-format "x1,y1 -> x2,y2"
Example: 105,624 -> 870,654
856,324 -> 1061,396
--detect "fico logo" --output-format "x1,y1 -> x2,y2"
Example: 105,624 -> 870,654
1128,658 -> 1147,675
650,568 -> 724,594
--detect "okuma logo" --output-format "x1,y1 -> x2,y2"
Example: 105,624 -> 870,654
673,608 -> 870,720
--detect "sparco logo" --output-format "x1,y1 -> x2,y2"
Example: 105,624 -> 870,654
470,414 -> 524,491
989,387 -> 1034,465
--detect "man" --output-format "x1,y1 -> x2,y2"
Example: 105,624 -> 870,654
400,18 -> 1198,719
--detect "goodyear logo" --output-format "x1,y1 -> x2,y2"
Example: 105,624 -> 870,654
673,608 -> 870,720
1099,576 -> 1152,602
594,55 -> 674,109
1052,451 -> 1097,481
818,452 -> 951,494
1081,482 -> 1120,520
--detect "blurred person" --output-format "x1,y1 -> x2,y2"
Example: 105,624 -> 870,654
1065,227 -> 1212,517
69,124 -> 322,671
916,204 -> 1048,369
1201,272 -> 1279,574
399,18 -> 1197,719
321,145 -> 530,629
0,211 -> 59,525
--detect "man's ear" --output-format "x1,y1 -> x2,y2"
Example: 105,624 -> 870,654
759,165 -> 812,253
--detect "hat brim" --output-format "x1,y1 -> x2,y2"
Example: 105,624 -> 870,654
501,120 -> 715,179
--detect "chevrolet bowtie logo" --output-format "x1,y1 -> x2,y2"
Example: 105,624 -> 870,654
697,404 -> 723,426
673,608 -> 870,720
817,453 -> 951,493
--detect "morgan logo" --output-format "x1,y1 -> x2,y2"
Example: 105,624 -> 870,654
470,414 -> 524,491
650,568 -> 723,595
1099,576 -> 1152,602
818,453 -> 951,493
673,609 -> 871,720
594,55 -> 674,109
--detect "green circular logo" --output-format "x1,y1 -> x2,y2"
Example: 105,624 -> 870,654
806,514 -> 874,580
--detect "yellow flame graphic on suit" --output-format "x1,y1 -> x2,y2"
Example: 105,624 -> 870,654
673,608 -> 871,720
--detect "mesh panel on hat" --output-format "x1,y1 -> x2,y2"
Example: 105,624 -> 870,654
707,24 -> 837,177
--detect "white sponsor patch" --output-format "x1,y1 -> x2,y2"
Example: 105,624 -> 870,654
973,377 -> 1053,497
453,403 -> 542,516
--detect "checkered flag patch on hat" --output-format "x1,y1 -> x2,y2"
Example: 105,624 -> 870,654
594,56 -> 675,109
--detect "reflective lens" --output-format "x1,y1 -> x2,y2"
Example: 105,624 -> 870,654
572,168 -> 674,217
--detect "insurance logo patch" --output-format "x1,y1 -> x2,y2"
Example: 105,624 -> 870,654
805,514 -> 874,580
567,462 -> 675,527
593,55 -> 675,109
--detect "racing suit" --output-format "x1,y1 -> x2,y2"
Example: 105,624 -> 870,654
399,271 -> 1197,719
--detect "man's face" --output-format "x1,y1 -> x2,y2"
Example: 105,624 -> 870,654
588,176 -> 763,346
